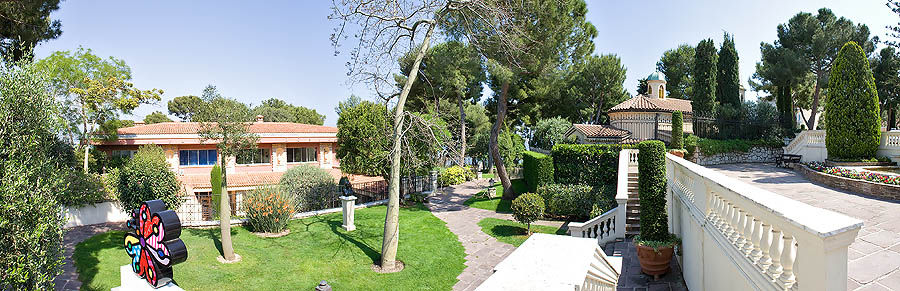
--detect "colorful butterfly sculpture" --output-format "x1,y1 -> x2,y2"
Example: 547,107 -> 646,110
124,200 -> 188,288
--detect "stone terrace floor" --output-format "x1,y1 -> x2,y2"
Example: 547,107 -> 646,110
603,239 -> 687,291
711,163 -> 900,291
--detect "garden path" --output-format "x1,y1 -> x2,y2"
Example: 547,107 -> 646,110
711,163 -> 900,291
428,179 -> 563,291
54,222 -> 126,291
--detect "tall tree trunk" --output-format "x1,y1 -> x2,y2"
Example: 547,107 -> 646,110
381,24 -> 434,270
82,104 -> 90,173
491,81 -> 515,200
805,71 -> 823,130
889,107 -> 897,131
220,152 -> 236,261
458,94 -> 466,165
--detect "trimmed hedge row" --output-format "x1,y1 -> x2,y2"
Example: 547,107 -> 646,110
522,151 -> 554,193
638,141 -> 669,241
536,183 -> 614,220
551,144 -> 635,188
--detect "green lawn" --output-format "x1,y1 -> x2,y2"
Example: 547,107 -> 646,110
463,179 -> 529,213
74,204 -> 465,291
476,218 -> 566,247
481,173 -> 495,179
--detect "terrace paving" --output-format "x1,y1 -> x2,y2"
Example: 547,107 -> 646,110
711,163 -> 900,291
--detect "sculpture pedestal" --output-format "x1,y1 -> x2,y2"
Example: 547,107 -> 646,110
340,196 -> 357,231
111,265 -> 184,291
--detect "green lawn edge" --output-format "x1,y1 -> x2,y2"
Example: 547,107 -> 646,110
463,179 -> 528,213
73,204 -> 466,291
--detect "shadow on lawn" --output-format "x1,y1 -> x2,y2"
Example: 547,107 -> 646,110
189,227 -> 237,257
73,231 -> 125,291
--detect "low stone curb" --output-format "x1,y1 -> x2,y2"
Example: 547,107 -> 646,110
793,164 -> 900,200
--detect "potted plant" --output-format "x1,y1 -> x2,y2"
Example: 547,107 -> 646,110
634,141 -> 680,280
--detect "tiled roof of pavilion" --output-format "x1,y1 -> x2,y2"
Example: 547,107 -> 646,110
568,124 -> 631,138
608,95 -> 692,114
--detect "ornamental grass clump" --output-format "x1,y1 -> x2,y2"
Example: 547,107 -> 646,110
635,140 -> 679,249
511,192 -> 544,234
243,186 -> 294,233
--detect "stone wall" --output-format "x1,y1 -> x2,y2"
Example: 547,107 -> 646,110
793,164 -> 900,200
688,146 -> 781,166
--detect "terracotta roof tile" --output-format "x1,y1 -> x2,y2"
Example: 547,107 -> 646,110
117,122 -> 337,135
608,95 -> 692,114
570,124 -> 631,138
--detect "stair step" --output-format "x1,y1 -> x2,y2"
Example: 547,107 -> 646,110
626,218 -> 640,224
625,231 -> 640,238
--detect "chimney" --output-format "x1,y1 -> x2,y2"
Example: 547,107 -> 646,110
256,115 -> 264,123
134,121 -> 145,126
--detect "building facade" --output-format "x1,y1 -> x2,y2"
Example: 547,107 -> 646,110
568,71 -> 693,144
94,116 -> 339,222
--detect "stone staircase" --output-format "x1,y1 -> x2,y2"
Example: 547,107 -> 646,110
624,170 -> 640,238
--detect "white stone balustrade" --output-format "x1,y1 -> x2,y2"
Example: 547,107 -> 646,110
784,130 -> 900,163
569,149 -> 632,245
666,153 -> 862,291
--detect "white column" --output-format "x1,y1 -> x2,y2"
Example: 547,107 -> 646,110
340,195 -> 357,231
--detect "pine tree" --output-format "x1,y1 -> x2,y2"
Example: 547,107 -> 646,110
825,41 -> 882,159
693,39 -> 718,118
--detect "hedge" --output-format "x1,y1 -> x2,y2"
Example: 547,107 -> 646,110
671,111 -> 684,149
638,141 -> 669,241
536,183 -> 613,220
522,151 -> 554,192
825,41 -> 882,159
551,144 -> 635,188
695,138 -> 784,156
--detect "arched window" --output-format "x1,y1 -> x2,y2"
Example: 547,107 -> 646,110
659,85 -> 665,98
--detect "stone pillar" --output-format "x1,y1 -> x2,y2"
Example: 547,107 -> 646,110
340,195 -> 357,231
430,170 -> 438,193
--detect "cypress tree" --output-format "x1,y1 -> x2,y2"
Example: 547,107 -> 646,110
717,33 -> 741,107
693,39 -> 718,118
671,111 -> 684,149
825,41 -> 882,159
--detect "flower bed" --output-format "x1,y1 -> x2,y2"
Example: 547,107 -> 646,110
806,162 -> 900,185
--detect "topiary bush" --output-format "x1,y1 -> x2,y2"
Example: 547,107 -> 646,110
671,111 -> 684,149
242,185 -> 294,233
522,151 -> 554,192
439,165 -> 469,186
280,164 -> 337,212
551,144 -> 635,188
825,41 -> 882,160
511,192 -> 545,234
118,145 -> 182,212
637,140 -> 669,242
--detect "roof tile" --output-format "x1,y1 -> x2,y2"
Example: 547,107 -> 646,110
608,95 -> 692,114
117,122 -> 337,135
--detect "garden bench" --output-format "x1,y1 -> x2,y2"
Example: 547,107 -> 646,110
776,154 -> 802,168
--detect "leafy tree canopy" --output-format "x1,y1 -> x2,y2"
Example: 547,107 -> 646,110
252,98 -> 325,125
871,46 -> 900,129
0,0 -> 62,61
657,44 -> 694,100
716,33 -> 741,107
144,111 -> 172,124
693,38 -> 718,117
167,95 -> 202,121
566,54 -> 628,124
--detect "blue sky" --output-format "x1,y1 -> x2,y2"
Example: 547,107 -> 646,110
34,0 -> 897,126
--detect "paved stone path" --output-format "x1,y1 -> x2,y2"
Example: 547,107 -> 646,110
711,163 -> 900,291
54,222 -> 126,291
428,179 -> 566,291
604,239 -> 687,291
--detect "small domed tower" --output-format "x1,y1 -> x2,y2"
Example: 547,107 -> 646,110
646,71 -> 666,99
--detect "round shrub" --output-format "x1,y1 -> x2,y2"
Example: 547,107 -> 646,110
280,165 -> 337,212
671,111 -> 683,149
439,165 -> 469,186
118,145 -> 182,211
242,186 -> 294,233
826,41 -> 882,159
637,140 -> 668,242
511,192 -> 545,234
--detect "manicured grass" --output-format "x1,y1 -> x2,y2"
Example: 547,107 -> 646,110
481,173 -> 495,179
463,179 -> 528,213
476,218 -> 566,247
73,204 -> 465,291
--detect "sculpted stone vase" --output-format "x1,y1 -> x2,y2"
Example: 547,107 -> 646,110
636,244 -> 674,280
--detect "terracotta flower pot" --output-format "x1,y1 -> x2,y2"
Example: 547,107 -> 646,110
636,244 -> 674,280
668,150 -> 685,158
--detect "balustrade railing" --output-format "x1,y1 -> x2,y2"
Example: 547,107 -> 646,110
569,208 -> 620,245
666,153 -> 861,291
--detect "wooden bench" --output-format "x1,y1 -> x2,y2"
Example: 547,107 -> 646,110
776,154 -> 802,168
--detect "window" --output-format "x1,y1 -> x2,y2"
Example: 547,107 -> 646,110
237,148 -> 271,165
179,149 -> 217,166
111,150 -> 138,159
286,147 -> 317,163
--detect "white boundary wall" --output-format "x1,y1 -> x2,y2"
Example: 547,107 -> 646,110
62,201 -> 130,228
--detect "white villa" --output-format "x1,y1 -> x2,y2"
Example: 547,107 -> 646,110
566,71 -> 693,144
